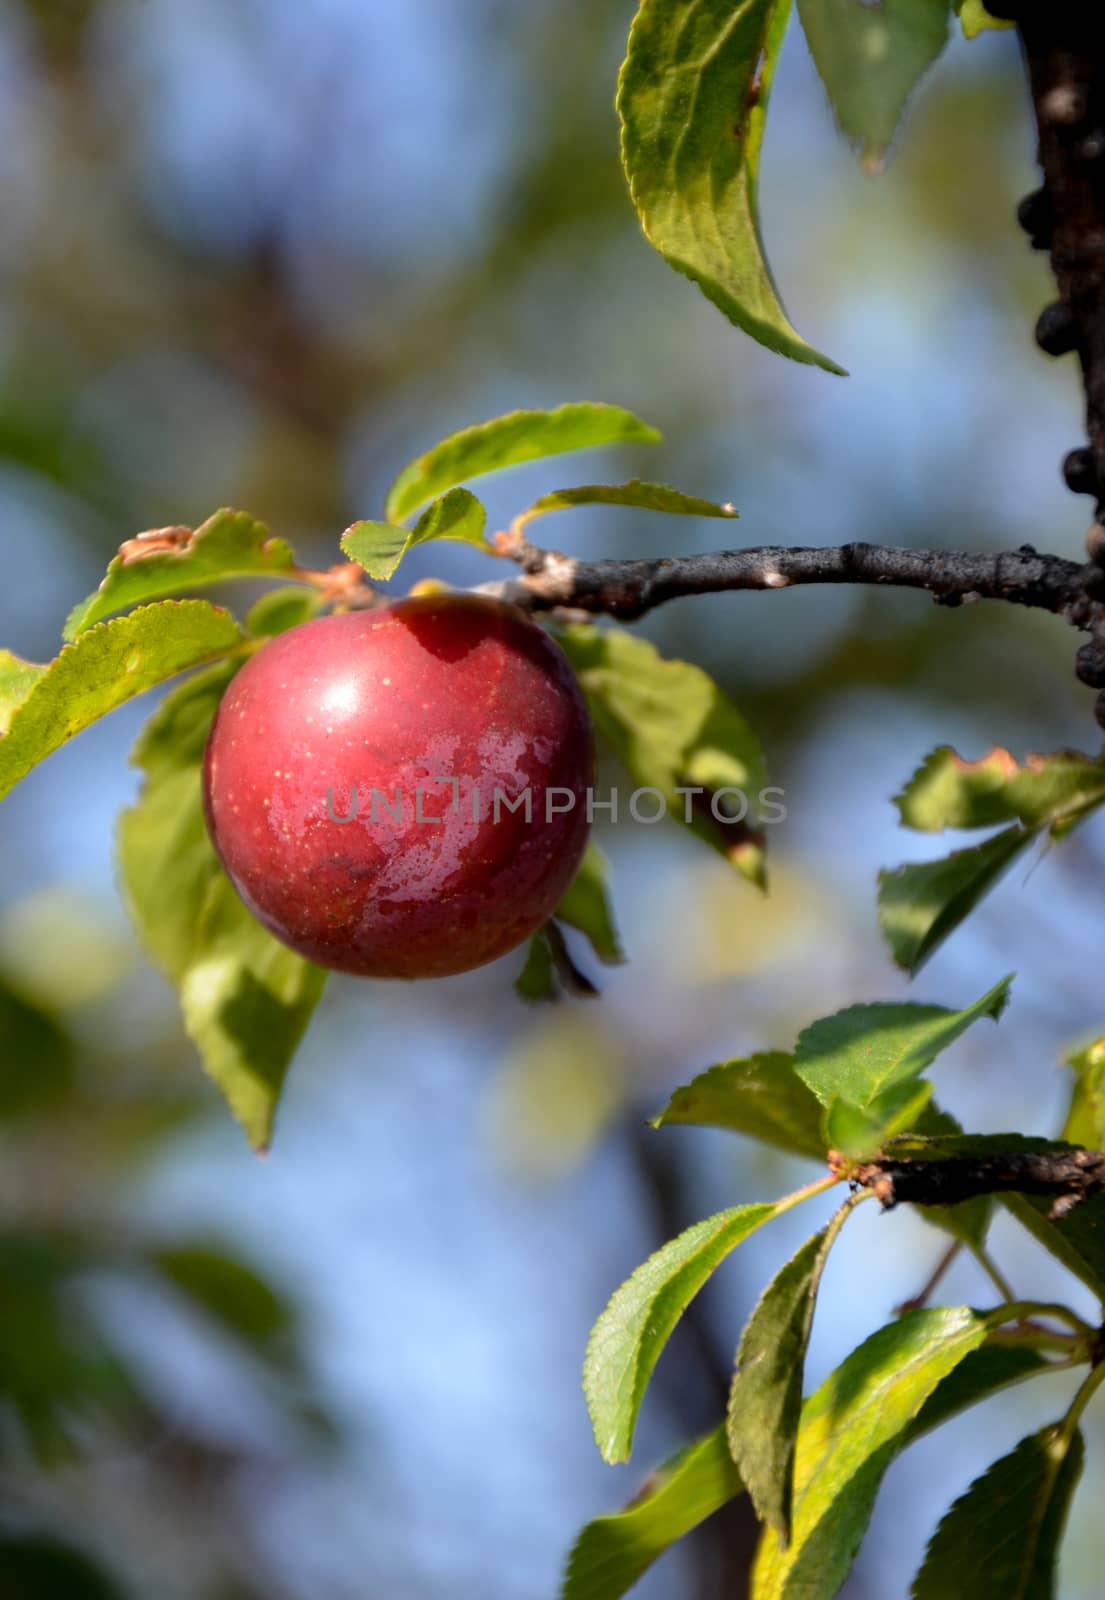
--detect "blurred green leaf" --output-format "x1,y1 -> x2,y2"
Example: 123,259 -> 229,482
245,586 -> 323,637
652,1052 -> 826,1161
385,404 -> 661,522
894,745 -> 1105,834
555,843 -> 624,966
0,975 -> 74,1117
118,665 -> 326,1148
64,510 -> 300,639
751,1308 -> 997,1600
342,488 -> 489,581
150,1239 -> 296,1354
910,1426 -> 1083,1600
0,649 -> 46,735
558,624 -> 768,877
797,0 -> 950,170
794,976 -> 1011,1112
879,827 -> 1031,975
586,1202 -> 781,1462
0,1534 -> 125,1600
513,479 -> 737,536
617,0 -> 844,373
561,1428 -> 742,1600
0,602 -> 243,803
728,1212 -> 852,1542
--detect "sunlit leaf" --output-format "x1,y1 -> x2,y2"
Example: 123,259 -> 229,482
822,1078 -> 935,1159
513,479 -> 737,536
342,488 -> 489,581
879,828 -> 1032,974
386,404 -> 661,522
751,1308 -> 999,1600
559,624 -> 768,875
118,664 -> 326,1148
0,602 -> 243,804
795,977 -> 1011,1112
956,0 -> 1011,38
0,649 -> 46,736
652,1052 -> 826,1162
561,1428 -> 742,1600
618,0 -> 844,373
797,0 -> 950,170
586,1202 -> 782,1463
64,509 -> 299,639
910,1426 -> 1084,1600
1061,1035 -> 1105,1150
894,745 -> 1105,835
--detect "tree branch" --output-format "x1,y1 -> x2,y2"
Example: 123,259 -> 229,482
480,540 -> 1095,625
1015,4 -> 1105,520
840,1148 -> 1105,1221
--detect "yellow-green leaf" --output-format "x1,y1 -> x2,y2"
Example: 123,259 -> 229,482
342,488 -> 489,581
0,601 -> 243,804
618,0 -> 844,373
64,509 -> 300,639
386,404 -> 661,523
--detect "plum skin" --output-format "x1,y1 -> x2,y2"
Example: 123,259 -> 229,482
202,593 -> 594,979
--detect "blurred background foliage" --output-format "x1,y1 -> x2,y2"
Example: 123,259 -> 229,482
2,1 -> 1105,1596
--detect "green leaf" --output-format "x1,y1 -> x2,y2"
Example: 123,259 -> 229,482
794,976 -> 1012,1112
555,843 -> 625,966
652,1052 -> 826,1162
879,827 -> 1032,975
342,488 -> 489,582
894,745 -> 1105,836
0,601 -> 243,804
0,1534 -> 126,1600
385,404 -> 661,523
1061,1035 -> 1105,1149
558,624 -> 768,875
514,931 -> 557,1003
1005,1192 -> 1105,1302
118,664 -> 326,1149
0,976 -> 74,1118
617,0 -> 844,374
63,509 -> 299,639
0,650 -> 46,736
728,1208 -> 854,1542
585,1202 -> 783,1463
910,1426 -> 1084,1600
956,0 -> 1011,38
822,1078 -> 935,1159
797,0 -> 950,170
150,1239 -> 296,1354
751,1307 -> 999,1600
513,480 -> 737,537
245,586 -> 322,637
567,1342 -> 1047,1600
561,1427 -> 743,1600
